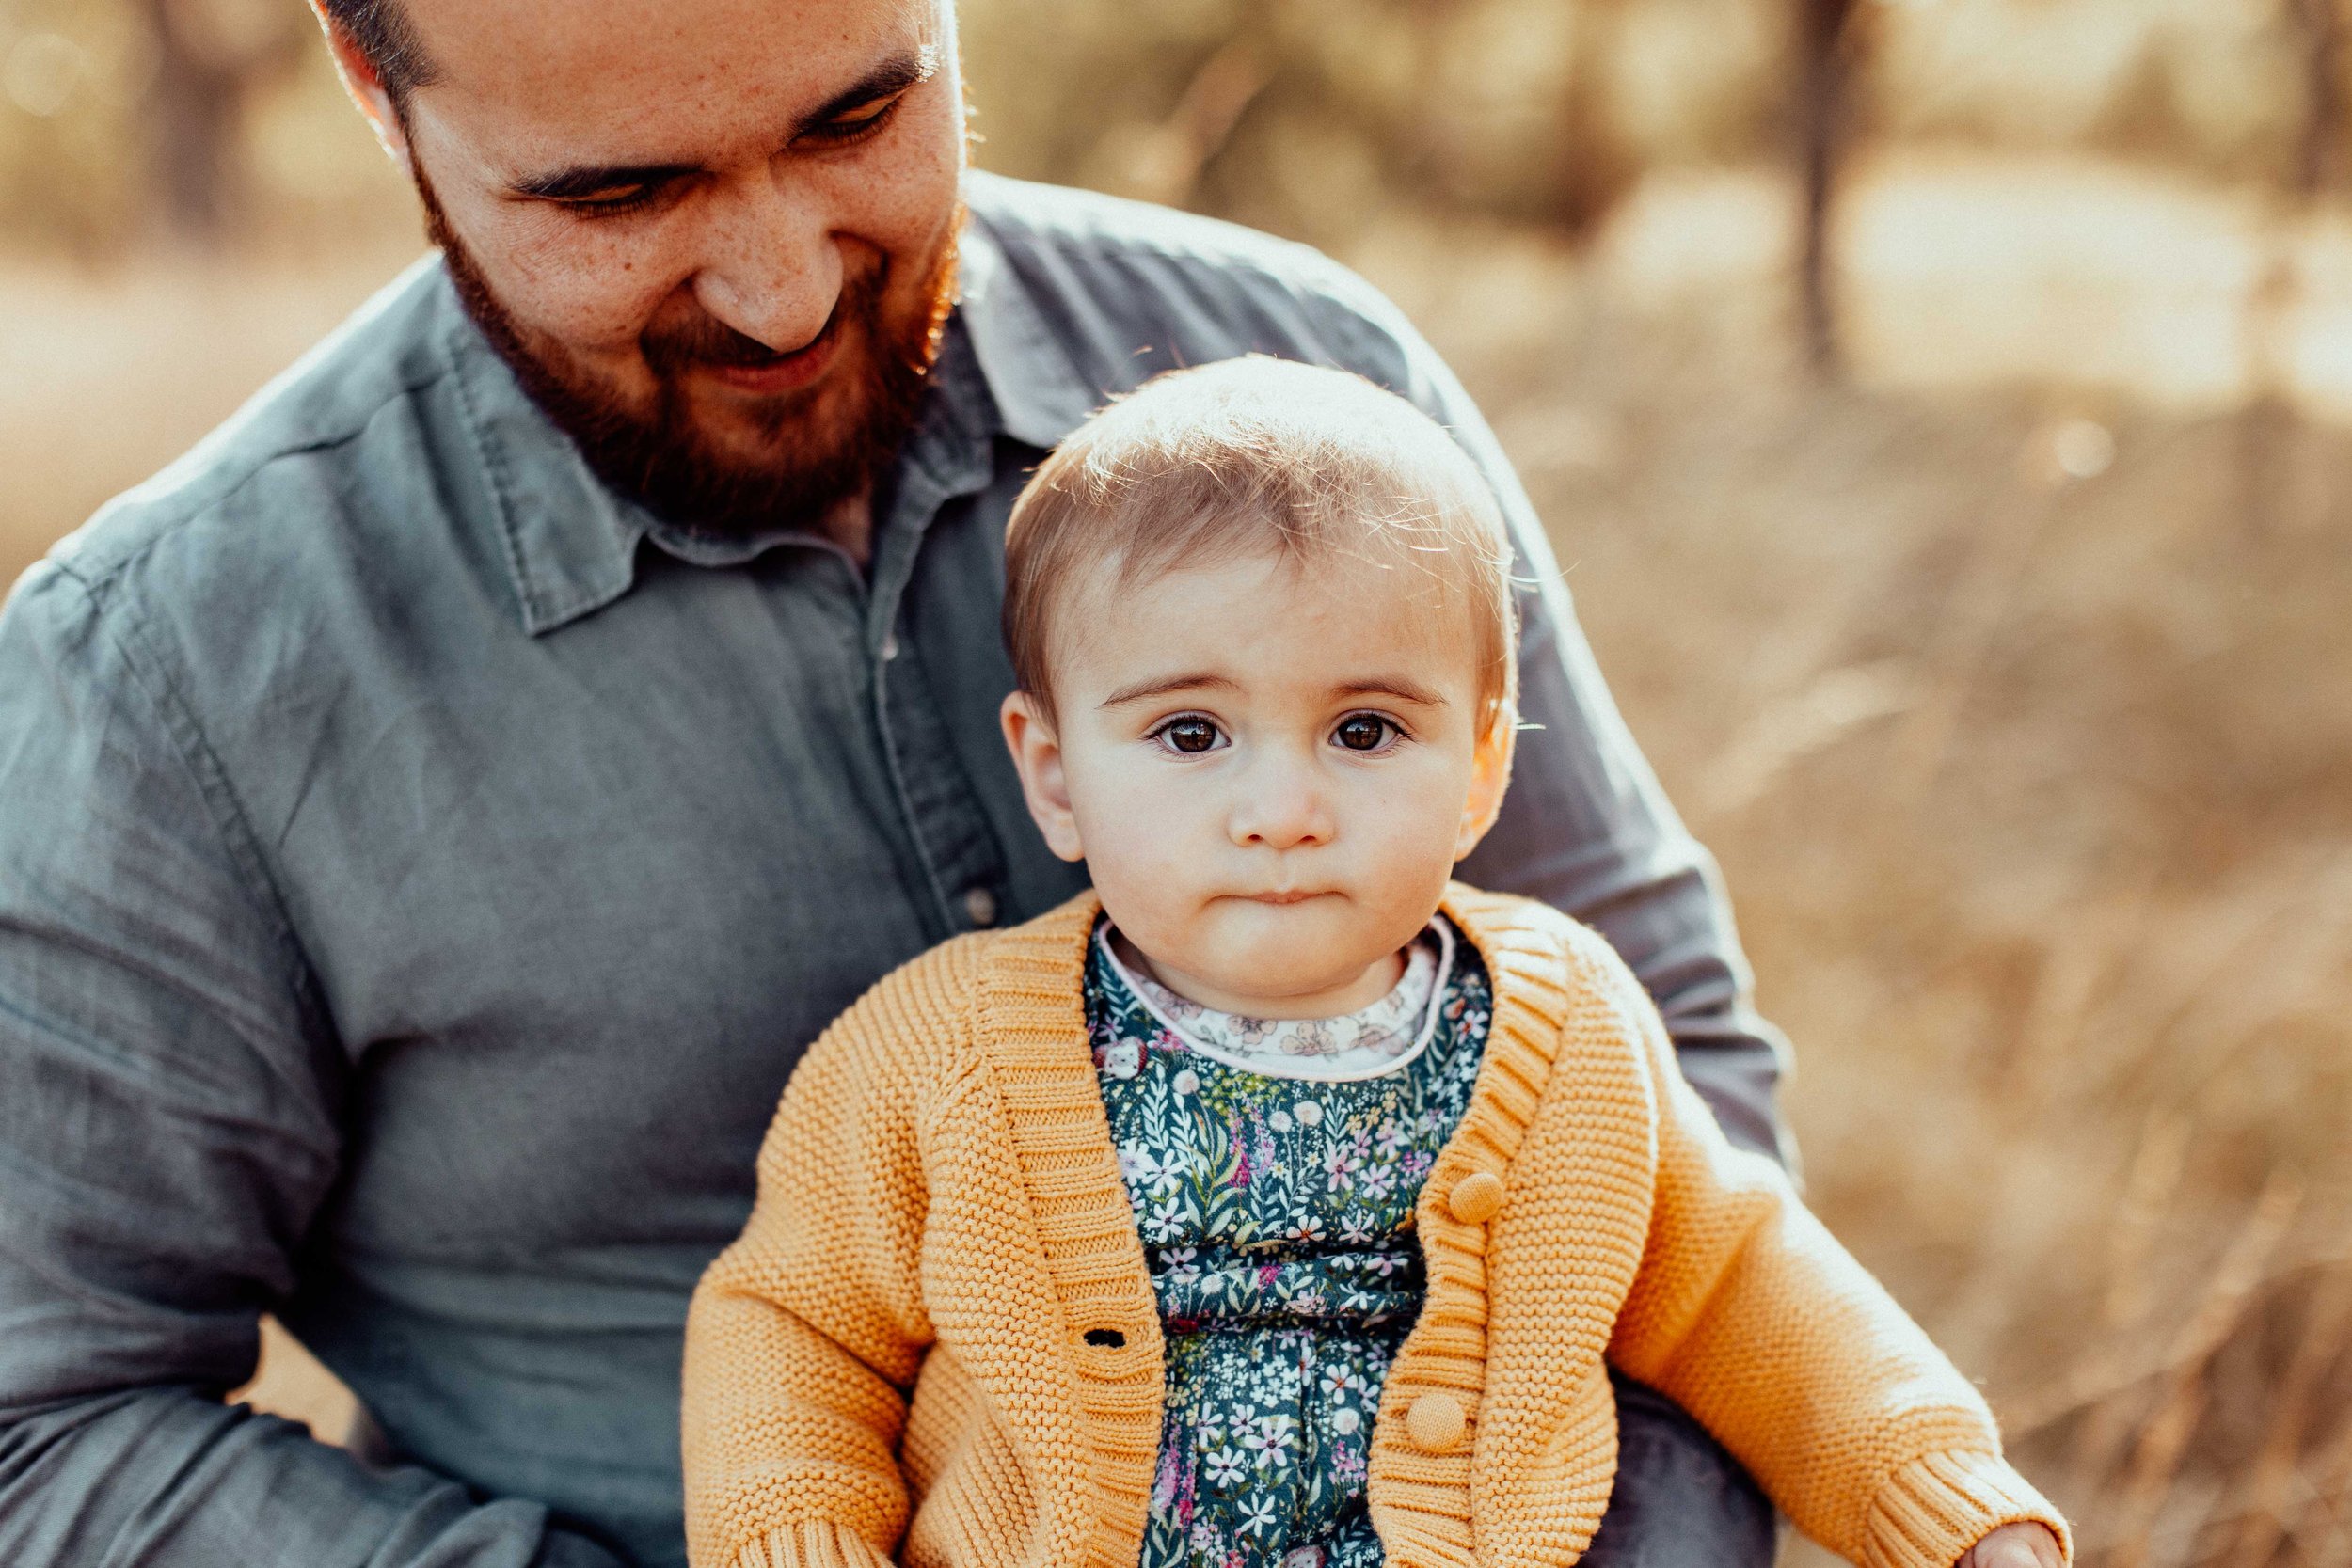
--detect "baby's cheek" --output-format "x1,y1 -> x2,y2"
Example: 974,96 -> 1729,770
1363,779 -> 1470,866
1074,810 -> 1210,942
1086,794 -> 1197,884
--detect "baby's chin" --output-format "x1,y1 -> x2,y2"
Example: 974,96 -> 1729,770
1142,901 -> 1417,1015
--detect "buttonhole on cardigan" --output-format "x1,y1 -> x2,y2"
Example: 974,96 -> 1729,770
1084,1327 -> 1127,1349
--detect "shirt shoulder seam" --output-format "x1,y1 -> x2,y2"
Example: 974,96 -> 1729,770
40,551 -> 339,1076
970,176 -> 1388,328
48,356 -> 458,602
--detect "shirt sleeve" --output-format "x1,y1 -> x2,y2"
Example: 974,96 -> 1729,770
0,561 -> 627,1568
1304,277 -> 1791,1162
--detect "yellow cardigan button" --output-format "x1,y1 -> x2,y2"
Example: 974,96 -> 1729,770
1406,1391 -> 1465,1451
1448,1170 -> 1503,1224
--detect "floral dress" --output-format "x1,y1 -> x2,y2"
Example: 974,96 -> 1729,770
1088,919 -> 1494,1568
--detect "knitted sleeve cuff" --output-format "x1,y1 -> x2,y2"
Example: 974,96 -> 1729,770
1863,1449 -> 2074,1568
730,1520 -> 898,1568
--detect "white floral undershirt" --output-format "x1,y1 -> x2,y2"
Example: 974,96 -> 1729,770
1097,920 -> 1456,1083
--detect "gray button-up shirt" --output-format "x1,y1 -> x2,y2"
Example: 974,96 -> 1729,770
0,173 -> 1782,1568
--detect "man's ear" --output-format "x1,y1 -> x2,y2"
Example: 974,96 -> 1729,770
308,2 -> 415,173
1001,691 -> 1087,863
1454,700 -> 1518,862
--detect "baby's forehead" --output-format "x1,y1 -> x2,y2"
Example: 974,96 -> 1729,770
999,360 -> 1521,722
1057,548 -> 1488,693
1101,536 -> 1477,612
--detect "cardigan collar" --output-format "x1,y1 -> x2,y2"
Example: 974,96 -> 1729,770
966,884 -> 1645,1568
968,891 -> 1161,1568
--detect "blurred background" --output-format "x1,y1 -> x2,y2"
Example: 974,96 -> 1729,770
4,2 -> 2350,1565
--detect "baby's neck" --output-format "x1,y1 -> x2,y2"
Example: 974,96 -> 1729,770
1113,933 -> 1408,1020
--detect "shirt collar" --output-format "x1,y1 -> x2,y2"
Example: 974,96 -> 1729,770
437,203 -> 1104,638
954,208 -> 1103,451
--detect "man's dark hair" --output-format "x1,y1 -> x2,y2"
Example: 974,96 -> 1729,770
317,0 -> 437,100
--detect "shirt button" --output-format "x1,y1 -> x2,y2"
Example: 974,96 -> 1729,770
879,630 -> 900,661
1448,1170 -> 1504,1224
963,887 -> 998,927
1406,1391 -> 1466,1452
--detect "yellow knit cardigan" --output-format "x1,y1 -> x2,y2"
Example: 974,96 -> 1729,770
682,887 -> 2066,1568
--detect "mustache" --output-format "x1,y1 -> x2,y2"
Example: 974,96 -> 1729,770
418,152 -> 961,537
640,266 -> 881,374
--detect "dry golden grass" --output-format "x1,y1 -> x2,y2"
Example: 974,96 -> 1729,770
1364,187 -> 2352,1568
5,158 -> 2348,1568
0,235 -> 424,586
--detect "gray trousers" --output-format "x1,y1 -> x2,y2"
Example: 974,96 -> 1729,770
1582,1374 -> 1776,1568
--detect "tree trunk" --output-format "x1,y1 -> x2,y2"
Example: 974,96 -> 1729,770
2291,0 -> 2344,198
143,0 -> 245,243
1794,0 -> 1860,376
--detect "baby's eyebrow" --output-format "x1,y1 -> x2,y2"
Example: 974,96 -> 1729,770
1099,672 -> 1240,707
1335,677 -> 1448,706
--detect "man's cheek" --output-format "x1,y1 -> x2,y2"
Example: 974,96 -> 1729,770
859,87 -> 966,222
496,232 -> 684,353
522,283 -> 674,361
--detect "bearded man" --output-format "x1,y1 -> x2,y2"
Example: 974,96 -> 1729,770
0,1 -> 1789,1564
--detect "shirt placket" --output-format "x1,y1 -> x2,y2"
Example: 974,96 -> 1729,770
862,348 -> 1013,944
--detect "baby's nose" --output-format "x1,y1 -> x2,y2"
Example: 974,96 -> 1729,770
1229,769 -> 1335,849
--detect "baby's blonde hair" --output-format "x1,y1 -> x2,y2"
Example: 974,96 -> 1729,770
1002,356 -> 1518,733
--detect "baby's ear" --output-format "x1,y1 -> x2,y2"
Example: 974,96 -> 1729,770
1454,701 -> 1518,861
1000,691 -> 1088,863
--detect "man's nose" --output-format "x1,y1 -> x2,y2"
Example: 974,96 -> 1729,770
1229,755 -> 1335,851
688,172 -> 839,353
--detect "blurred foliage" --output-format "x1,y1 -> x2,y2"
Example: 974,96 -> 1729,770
957,0 -> 1708,245
6,4 -> 2352,1565
1861,0 -> 2310,179
960,0 -> 2352,250
0,0 -> 155,250
5,0 -> 2352,257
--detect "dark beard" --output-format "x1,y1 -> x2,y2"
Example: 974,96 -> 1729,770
419,171 -> 959,538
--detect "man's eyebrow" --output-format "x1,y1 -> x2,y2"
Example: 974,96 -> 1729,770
508,48 -> 938,201
512,161 -> 701,201
799,48 -> 936,134
1100,673 -> 1241,707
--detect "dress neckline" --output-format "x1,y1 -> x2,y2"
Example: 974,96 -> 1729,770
1094,918 -> 1456,1083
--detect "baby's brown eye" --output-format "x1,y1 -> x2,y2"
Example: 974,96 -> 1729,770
1335,714 -> 1392,752
1164,718 -> 1221,753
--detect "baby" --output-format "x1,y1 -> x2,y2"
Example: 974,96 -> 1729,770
680,358 -> 2068,1568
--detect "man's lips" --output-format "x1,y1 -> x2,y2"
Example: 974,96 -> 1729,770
694,310 -> 845,396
